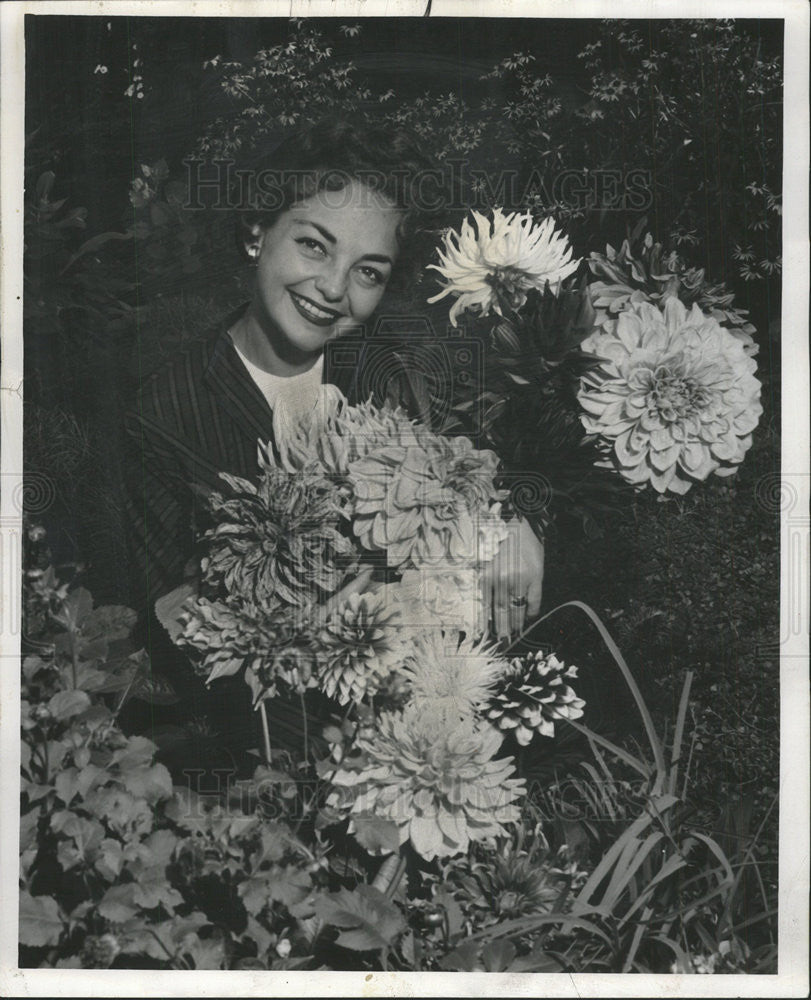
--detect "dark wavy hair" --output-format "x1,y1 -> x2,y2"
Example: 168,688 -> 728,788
235,119 -> 457,292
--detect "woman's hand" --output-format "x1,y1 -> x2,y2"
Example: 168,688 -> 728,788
484,518 -> 545,640
318,564 -> 376,622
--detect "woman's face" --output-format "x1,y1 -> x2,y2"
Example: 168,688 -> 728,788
246,180 -> 401,368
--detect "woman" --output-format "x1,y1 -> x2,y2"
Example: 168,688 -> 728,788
124,120 -> 544,769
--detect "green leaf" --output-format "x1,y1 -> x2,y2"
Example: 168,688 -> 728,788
132,866 -> 184,912
52,587 -> 93,630
239,915 -> 274,958
182,932 -> 226,970
55,764 -> 103,804
81,605 -> 137,642
439,939 -> 479,971
351,815 -> 402,855
268,865 -> 312,908
95,838 -> 124,881
131,670 -> 181,705
98,883 -> 138,923
143,828 -> 179,867
120,762 -> 173,804
119,912 -> 208,963
481,939 -> 516,972
155,582 -> 197,643
23,655 -> 49,680
314,884 -> 406,951
48,689 -> 91,721
432,886 -> 465,940
509,943 -> 566,972
75,638 -> 110,663
72,662 -> 111,691
112,735 -> 158,770
238,865 -> 311,916
19,809 -> 40,853
19,892 -> 63,947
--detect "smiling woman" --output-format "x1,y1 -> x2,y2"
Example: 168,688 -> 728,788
234,181 -> 402,373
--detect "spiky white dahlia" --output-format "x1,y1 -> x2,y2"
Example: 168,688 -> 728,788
349,431 -> 506,568
315,590 -> 405,705
330,705 -> 525,861
578,297 -> 762,494
428,209 -> 580,326
400,630 -> 506,721
486,651 -> 585,745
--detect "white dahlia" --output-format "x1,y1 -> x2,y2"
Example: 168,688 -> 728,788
428,209 -> 580,326
330,705 -> 525,861
348,431 -> 506,569
400,630 -> 507,720
578,297 -> 762,494
315,590 -> 405,705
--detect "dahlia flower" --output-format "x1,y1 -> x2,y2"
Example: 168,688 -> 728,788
178,596 -> 318,701
349,431 -> 506,568
265,389 -> 420,479
428,209 -> 580,326
578,297 -> 762,494
400,630 -> 507,721
383,565 -> 488,638
330,704 -> 525,861
315,590 -> 405,705
486,651 -> 585,745
202,465 -> 353,606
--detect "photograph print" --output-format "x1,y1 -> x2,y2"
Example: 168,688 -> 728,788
4,2 -> 807,992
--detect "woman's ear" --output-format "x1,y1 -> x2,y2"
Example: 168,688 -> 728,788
238,217 -> 264,261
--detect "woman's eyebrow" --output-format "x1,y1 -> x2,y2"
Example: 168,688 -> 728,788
293,220 -> 393,265
360,253 -> 394,265
294,219 -> 337,244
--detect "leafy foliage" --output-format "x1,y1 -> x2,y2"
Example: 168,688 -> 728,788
196,19 -> 374,157
24,168 -> 133,340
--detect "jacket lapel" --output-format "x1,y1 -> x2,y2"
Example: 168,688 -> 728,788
203,314 -> 276,447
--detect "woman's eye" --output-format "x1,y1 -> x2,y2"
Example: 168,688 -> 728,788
296,237 -> 326,256
356,265 -> 386,286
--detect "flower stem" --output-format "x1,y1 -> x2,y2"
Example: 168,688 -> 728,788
259,701 -> 272,765
299,690 -> 309,763
69,630 -> 78,689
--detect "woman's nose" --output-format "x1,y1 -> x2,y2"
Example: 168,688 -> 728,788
314,265 -> 348,302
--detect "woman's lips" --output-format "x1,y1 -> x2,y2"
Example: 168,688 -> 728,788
288,290 -> 344,328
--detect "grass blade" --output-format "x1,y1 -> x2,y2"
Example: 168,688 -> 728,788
512,601 -> 667,783
668,670 -> 693,796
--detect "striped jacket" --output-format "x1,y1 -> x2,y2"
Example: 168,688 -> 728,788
124,309 -> 372,615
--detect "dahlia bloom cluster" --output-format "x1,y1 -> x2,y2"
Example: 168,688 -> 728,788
578,297 -> 762,494
166,378 -> 586,865
327,626 -> 584,861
